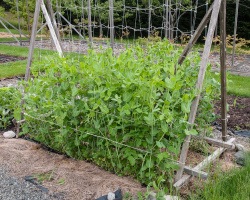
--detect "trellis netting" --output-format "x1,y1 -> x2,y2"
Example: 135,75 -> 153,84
17,41 -> 220,185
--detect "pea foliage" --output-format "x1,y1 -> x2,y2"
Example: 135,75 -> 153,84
17,41 -> 220,187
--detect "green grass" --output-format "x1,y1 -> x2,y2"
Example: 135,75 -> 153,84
0,45 -> 87,78
190,152 -> 250,200
227,74 -> 250,97
212,73 -> 250,97
0,45 -> 56,78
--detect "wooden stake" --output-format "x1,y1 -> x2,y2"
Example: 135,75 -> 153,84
26,0 -> 31,34
16,0 -> 22,46
41,0 -> 63,57
220,0 -> 227,142
175,0 -> 222,183
178,1 -> 214,66
109,0 -> 114,49
174,138 -> 235,190
58,12 -> 85,41
148,0 -> 151,37
24,0 -> 41,81
87,0 -> 92,46
165,0 -> 168,39
231,0 -> 239,67
45,0 -> 65,57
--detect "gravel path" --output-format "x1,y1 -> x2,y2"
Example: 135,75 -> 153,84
0,165 -> 53,200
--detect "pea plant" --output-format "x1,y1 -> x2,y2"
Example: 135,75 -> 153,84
17,40 -> 220,190
0,87 -> 21,129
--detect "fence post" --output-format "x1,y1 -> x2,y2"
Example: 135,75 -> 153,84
16,0 -> 22,46
109,0 -> 114,49
87,0 -> 92,46
231,0 -> 239,67
220,0 -> 227,141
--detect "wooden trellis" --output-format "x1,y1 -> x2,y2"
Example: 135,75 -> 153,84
20,0 -> 233,195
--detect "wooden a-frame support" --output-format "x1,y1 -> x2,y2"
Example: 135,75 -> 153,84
19,0 -> 65,126
24,0 -> 64,82
174,0 -> 228,189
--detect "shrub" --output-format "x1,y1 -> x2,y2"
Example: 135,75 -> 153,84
17,41 -> 220,186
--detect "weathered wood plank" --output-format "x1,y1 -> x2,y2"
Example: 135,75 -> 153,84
87,0 -> 92,46
0,19 -> 20,43
175,0 -> 222,182
220,0 -> 227,141
41,0 -> 63,57
192,135 -> 235,149
58,12 -> 85,41
177,1 -> 215,66
0,16 -> 29,39
184,166 -> 208,179
173,138 -> 235,190
45,0 -> 65,57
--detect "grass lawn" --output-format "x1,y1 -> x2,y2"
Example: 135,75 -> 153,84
190,152 -> 250,200
0,45 -> 86,78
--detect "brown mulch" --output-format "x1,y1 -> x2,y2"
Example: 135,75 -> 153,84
0,131 -> 146,200
0,53 -> 26,64
214,95 -> 250,131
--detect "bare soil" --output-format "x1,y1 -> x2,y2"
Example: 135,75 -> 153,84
214,95 -> 250,131
0,131 -> 146,200
0,32 -> 46,38
0,53 -> 26,63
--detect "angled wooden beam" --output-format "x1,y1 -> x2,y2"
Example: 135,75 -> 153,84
175,0 -> 222,183
45,0 -> 65,57
0,19 -> 20,43
41,0 -> 63,57
57,12 -> 85,41
24,0 -> 42,81
184,166 -> 208,179
36,11 -> 57,34
174,138 -> 235,190
177,1 -> 214,66
0,16 -> 29,39
192,135 -> 235,149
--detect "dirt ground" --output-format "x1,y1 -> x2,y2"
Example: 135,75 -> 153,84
0,32 -> 46,38
214,95 -> 250,131
0,131 -> 147,200
0,53 -> 26,63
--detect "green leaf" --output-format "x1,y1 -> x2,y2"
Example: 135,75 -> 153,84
181,102 -> 191,113
128,156 -> 135,166
146,159 -> 154,168
185,129 -> 198,135
165,77 -> 176,89
72,86 -> 78,97
100,103 -> 109,114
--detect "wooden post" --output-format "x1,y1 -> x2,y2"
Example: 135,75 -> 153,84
87,0 -> 92,46
24,0 -> 42,81
81,0 -> 85,38
26,0 -> 31,34
178,1 -> 214,65
109,0 -> 114,49
45,0 -> 65,57
220,0 -> 227,142
0,19 -> 20,43
41,0 -> 63,57
148,0 -> 151,37
231,0 -> 239,67
165,0 -> 168,39
175,0 -> 222,182
16,0 -> 22,46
